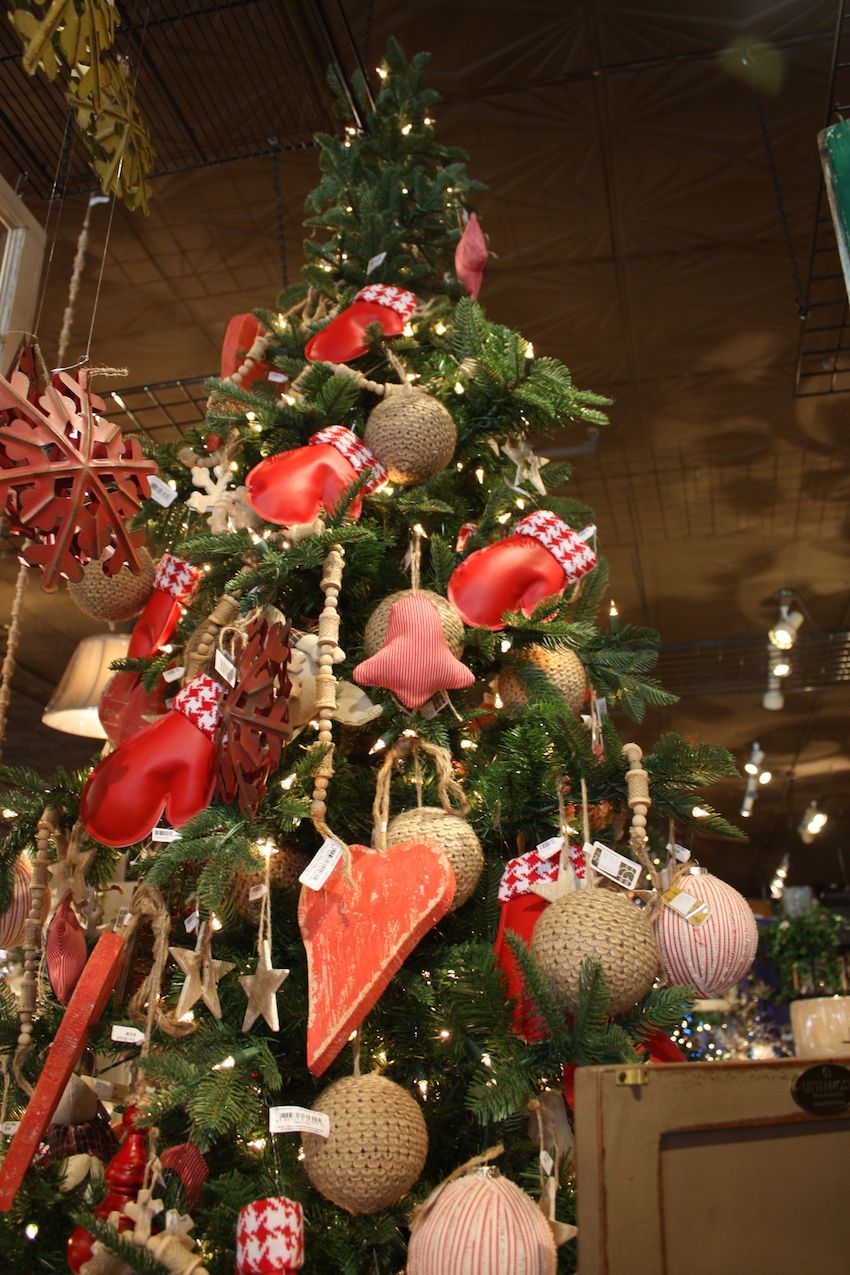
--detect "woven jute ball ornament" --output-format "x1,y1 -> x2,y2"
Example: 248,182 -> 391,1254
387,807 -> 483,910
67,549 -> 155,622
364,389 -> 457,485
408,1170 -> 557,1275
531,888 -> 658,1016
498,646 -> 587,715
230,846 -> 309,922
364,589 -> 465,658
655,870 -> 758,996
302,1073 -> 427,1214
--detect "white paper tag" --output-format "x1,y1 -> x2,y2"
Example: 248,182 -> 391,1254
0,1121 -> 19,1136
539,1148 -> 554,1177
147,475 -> 178,507
666,841 -> 691,863
594,696 -> 607,718
162,664 -> 185,684
536,836 -> 565,860
419,690 -> 449,719
111,1024 -> 145,1045
586,841 -> 642,891
248,882 -> 267,902
114,907 -> 132,931
184,910 -> 199,933
214,647 -> 238,687
299,838 -> 344,890
267,370 -> 288,382
662,886 -> 711,926
269,1106 -> 330,1137
152,825 -> 181,843
366,251 -> 387,275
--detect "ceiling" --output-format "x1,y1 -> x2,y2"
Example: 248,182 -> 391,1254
1,0 -> 849,898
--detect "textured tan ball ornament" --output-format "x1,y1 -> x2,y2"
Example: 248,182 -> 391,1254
230,846 -> 309,922
364,389 -> 457,485
531,888 -> 659,1016
67,549 -> 155,622
407,1170 -> 557,1275
498,646 -> 587,715
387,807 -> 483,910
302,1073 -> 428,1214
364,589 -> 465,658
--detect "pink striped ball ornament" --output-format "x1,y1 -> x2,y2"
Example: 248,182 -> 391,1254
407,1171 -> 556,1275
0,854 -> 48,948
655,870 -> 758,996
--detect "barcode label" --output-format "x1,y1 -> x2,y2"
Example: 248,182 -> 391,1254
148,475 -> 178,507
536,836 -> 564,860
111,1024 -> 145,1045
299,838 -> 344,890
152,825 -> 181,843
249,883 -> 267,902
366,251 -> 387,274
214,648 -> 238,687
269,1106 -> 330,1137
587,841 -> 642,891
162,665 -> 185,684
662,887 -> 711,926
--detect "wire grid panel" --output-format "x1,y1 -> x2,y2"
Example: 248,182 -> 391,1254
107,375 -> 214,441
657,630 -> 850,698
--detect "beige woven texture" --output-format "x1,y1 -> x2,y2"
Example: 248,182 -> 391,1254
498,646 -> 587,715
303,1073 -> 428,1214
364,589 -> 465,658
67,548 -> 155,621
364,389 -> 457,484
387,807 -> 483,910
531,888 -> 659,1015
229,846 -> 308,922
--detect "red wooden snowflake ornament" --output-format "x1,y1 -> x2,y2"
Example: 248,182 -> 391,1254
0,367 -> 157,589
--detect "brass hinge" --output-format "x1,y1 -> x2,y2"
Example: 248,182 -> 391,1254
616,1066 -> 649,1087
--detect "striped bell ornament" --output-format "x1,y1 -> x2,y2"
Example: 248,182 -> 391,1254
654,870 -> 758,997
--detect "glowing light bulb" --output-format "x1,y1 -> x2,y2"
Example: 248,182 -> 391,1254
525,341 -> 535,359
25,1223 -> 38,1240
454,381 -> 465,394
500,638 -> 512,653
279,774 -> 296,791
434,321 -> 447,335
691,806 -> 709,819
497,511 -> 511,524
212,1055 -> 235,1071
401,123 -> 412,136
247,1137 -> 267,1151
474,467 -> 485,483
376,65 -> 388,79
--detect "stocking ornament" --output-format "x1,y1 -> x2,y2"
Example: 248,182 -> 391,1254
245,426 -> 386,527
304,283 -> 417,364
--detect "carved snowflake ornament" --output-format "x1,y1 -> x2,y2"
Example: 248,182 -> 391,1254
0,367 -> 157,589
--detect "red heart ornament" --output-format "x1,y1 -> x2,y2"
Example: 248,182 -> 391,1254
298,840 -> 455,1076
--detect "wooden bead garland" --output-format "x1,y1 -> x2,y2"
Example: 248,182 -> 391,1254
309,545 -> 346,844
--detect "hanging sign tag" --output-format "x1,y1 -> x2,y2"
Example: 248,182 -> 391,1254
666,841 -> 691,863
0,1123 -> 19,1137
184,910 -> 199,933
214,648 -> 238,687
299,839 -> 344,891
267,370 -> 288,383
536,836 -> 565,860
366,251 -> 387,275
162,665 -> 186,684
152,824 -> 181,843
586,841 -> 642,891
248,882 -> 267,902
111,1024 -> 145,1045
662,886 -> 711,926
147,475 -> 178,507
269,1106 -> 330,1137
419,690 -> 450,719
539,1148 -> 554,1177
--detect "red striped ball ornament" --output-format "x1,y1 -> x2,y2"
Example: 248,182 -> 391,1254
407,1171 -> 556,1275
45,896 -> 88,1005
655,871 -> 758,996
0,854 -> 48,947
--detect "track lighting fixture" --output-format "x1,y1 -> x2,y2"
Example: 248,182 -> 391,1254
762,667 -> 784,711
770,853 -> 789,900
740,743 -> 771,817
768,591 -> 803,651
798,800 -> 827,844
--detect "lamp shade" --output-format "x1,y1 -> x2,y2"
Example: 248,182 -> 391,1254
42,634 -> 130,738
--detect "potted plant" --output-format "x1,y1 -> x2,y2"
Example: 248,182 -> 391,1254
761,903 -> 850,1057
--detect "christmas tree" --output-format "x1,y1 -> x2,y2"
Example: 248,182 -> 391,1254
0,42 -> 756,1275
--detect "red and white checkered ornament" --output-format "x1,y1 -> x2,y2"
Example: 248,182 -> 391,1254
514,511 -> 597,581
498,848 -> 558,903
236,1195 -> 304,1274
305,283 -> 418,364
153,553 -> 201,603
172,673 -> 223,739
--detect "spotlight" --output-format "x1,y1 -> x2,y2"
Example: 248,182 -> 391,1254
798,801 -> 828,844
762,668 -> 784,711
758,770 -> 772,785
771,658 -> 791,678
768,596 -> 803,650
744,743 -> 765,776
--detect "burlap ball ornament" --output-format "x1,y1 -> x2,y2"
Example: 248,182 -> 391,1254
531,888 -> 658,1016
387,807 -> 483,910
302,1073 -> 428,1214
408,1169 -> 557,1275
67,548 -> 155,622
498,646 -> 587,715
364,389 -> 457,485
364,589 -> 465,658
230,846 -> 309,922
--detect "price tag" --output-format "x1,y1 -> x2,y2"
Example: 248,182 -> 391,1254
248,882 -> 267,902
666,841 -> 691,863
269,1106 -> 330,1138
299,838 -> 344,891
184,910 -> 199,933
536,836 -> 564,860
662,886 -> 711,926
267,370 -> 288,382
111,1024 -> 145,1045
366,251 -> 387,275
586,841 -> 642,891
147,475 -> 178,507
0,1122 -> 19,1137
539,1148 -> 554,1177
152,825 -> 181,843
214,648 -> 238,687
162,664 -> 185,684
419,690 -> 450,719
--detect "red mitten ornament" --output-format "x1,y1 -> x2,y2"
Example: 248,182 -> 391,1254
448,510 -> 598,630
246,426 -> 386,526
455,212 -> 488,297
81,673 -> 222,847
305,283 -> 417,364
221,313 -> 269,388
352,592 -> 475,710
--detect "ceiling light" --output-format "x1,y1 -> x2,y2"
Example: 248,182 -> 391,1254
762,668 -> 784,711
799,801 -> 828,844
771,659 -> 791,678
758,770 -> 772,785
744,743 -> 764,776
768,600 -> 803,650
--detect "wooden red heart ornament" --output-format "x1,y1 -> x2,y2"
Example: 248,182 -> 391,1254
298,840 -> 455,1076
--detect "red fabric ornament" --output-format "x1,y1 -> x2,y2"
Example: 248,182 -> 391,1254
246,426 -> 386,527
655,871 -> 758,996
0,367 -> 156,590
455,212 -> 488,297
299,841 -> 455,1075
221,313 -> 269,388
352,593 -> 475,710
45,896 -> 87,1005
67,1107 -> 148,1271
448,511 -> 598,630
236,1195 -> 304,1273
0,853 -> 49,947
159,1140 -> 208,1211
81,673 -> 223,847
305,283 -> 417,364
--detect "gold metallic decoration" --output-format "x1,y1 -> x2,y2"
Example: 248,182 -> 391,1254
68,55 -> 155,214
10,0 -> 117,107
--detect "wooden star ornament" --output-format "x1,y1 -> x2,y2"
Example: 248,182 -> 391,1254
169,943 -> 235,1021
239,941 -> 289,1032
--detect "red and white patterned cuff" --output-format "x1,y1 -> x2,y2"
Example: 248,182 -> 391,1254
173,673 -> 222,739
514,511 -> 597,584
498,844 -> 586,902
236,1195 -> 304,1272
354,283 -> 417,317
310,426 -> 387,494
153,554 -> 201,603
456,521 -> 478,554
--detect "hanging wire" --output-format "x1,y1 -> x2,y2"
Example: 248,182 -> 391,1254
32,109 -> 76,339
269,142 -> 289,287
